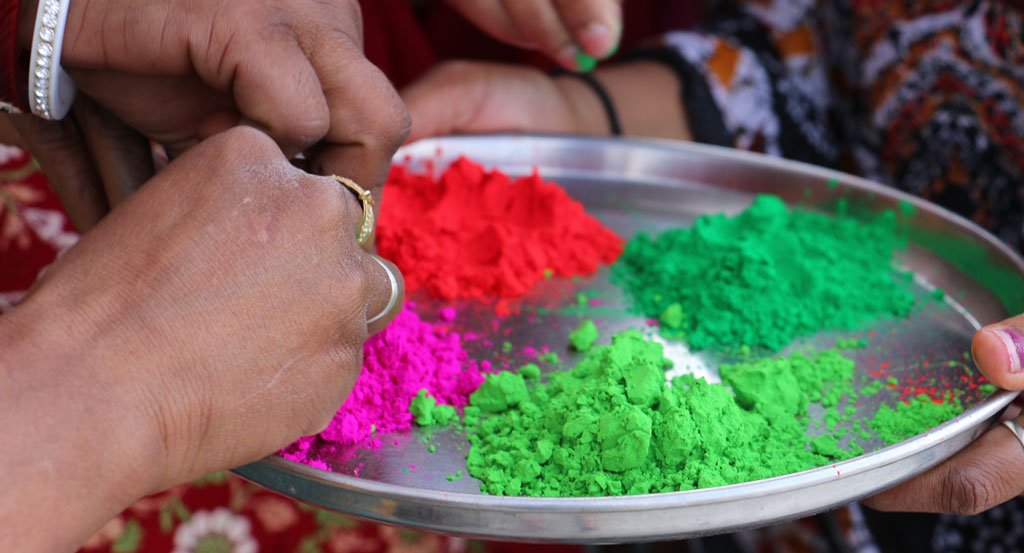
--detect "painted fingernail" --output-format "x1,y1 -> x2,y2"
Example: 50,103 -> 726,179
991,327 -> 1024,373
575,51 -> 597,73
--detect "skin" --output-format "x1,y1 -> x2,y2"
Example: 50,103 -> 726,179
403,60 -> 1024,515
9,0 -> 623,233
13,0 -> 411,231
445,0 -> 624,70
402,61 -> 689,142
0,127 -> 404,552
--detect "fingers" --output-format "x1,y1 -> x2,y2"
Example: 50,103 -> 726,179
448,0 -> 621,70
864,415 -> 1024,515
72,98 -> 154,208
498,0 -> 580,69
552,0 -> 622,58
7,111 -> 109,232
310,172 -> 405,333
973,316 -> 1024,390
300,28 -> 410,187
214,27 -> 330,158
447,0 -> 531,48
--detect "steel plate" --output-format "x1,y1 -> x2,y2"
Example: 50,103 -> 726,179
235,135 -> 1023,543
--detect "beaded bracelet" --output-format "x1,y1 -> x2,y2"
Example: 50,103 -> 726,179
28,0 -> 76,119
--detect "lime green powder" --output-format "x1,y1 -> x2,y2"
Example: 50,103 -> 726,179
870,394 -> 963,445
611,195 -> 915,350
409,390 -> 457,427
464,330 -> 865,497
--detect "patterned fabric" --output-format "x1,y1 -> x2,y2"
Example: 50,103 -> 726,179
653,0 -> 1024,250
649,1 -> 1024,551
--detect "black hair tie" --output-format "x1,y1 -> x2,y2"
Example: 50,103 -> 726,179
551,69 -> 623,136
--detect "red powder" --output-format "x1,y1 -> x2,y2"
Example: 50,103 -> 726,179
378,157 -> 623,301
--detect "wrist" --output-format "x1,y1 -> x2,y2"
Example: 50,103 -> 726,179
0,295 -> 165,549
552,73 -> 611,136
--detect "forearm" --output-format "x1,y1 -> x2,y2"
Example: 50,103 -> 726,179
0,294 -> 157,552
554,61 -> 691,141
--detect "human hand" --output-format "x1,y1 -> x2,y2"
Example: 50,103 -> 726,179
445,0 -> 623,71
403,60 -> 689,143
403,62 -> 588,143
14,0 -> 409,230
864,318 -> 1024,514
0,127 -> 403,551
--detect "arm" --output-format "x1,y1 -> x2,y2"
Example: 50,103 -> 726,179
0,127 -> 402,551
0,308 -> 158,552
402,60 -> 691,143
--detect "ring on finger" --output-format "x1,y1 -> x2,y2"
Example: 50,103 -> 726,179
366,255 -> 401,334
1002,417 -> 1024,452
330,175 -> 374,249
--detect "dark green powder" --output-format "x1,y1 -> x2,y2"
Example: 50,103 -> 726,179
611,195 -> 915,351
464,330 -> 864,497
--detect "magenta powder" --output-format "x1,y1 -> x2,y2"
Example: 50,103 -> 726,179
285,304 -> 483,454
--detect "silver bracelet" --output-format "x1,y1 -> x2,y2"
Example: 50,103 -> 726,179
28,0 -> 77,120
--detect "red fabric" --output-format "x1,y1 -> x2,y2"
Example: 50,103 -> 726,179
0,0 -> 27,111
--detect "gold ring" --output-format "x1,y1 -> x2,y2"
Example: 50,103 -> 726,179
330,175 -> 374,249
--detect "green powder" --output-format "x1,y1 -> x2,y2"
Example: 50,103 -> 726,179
836,338 -> 868,349
464,330 -> 863,497
409,390 -> 457,427
519,363 -> 542,380
870,394 -> 963,445
539,350 -> 560,364
469,372 -> 529,414
611,195 -> 915,350
569,320 -> 599,352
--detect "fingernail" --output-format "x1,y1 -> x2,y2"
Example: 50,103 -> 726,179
575,51 -> 597,73
990,327 -> 1024,373
578,22 -> 613,58
557,44 -> 579,70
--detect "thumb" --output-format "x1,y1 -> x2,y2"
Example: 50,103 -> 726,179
973,316 -> 1024,389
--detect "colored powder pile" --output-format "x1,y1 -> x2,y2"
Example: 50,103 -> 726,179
310,305 -> 483,447
463,330 -> 867,497
568,320 -> 599,351
870,394 -> 963,445
378,157 -> 624,301
612,195 -> 916,351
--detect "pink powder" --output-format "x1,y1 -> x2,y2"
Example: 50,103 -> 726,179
287,304 -> 483,453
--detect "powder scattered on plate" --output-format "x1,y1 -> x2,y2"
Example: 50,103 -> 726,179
378,157 -> 623,301
287,304 -> 483,452
463,329 -> 870,497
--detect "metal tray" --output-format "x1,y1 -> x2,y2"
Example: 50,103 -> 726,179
235,135 -> 1023,543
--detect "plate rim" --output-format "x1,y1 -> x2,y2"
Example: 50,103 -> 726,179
240,134 -> 1023,512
